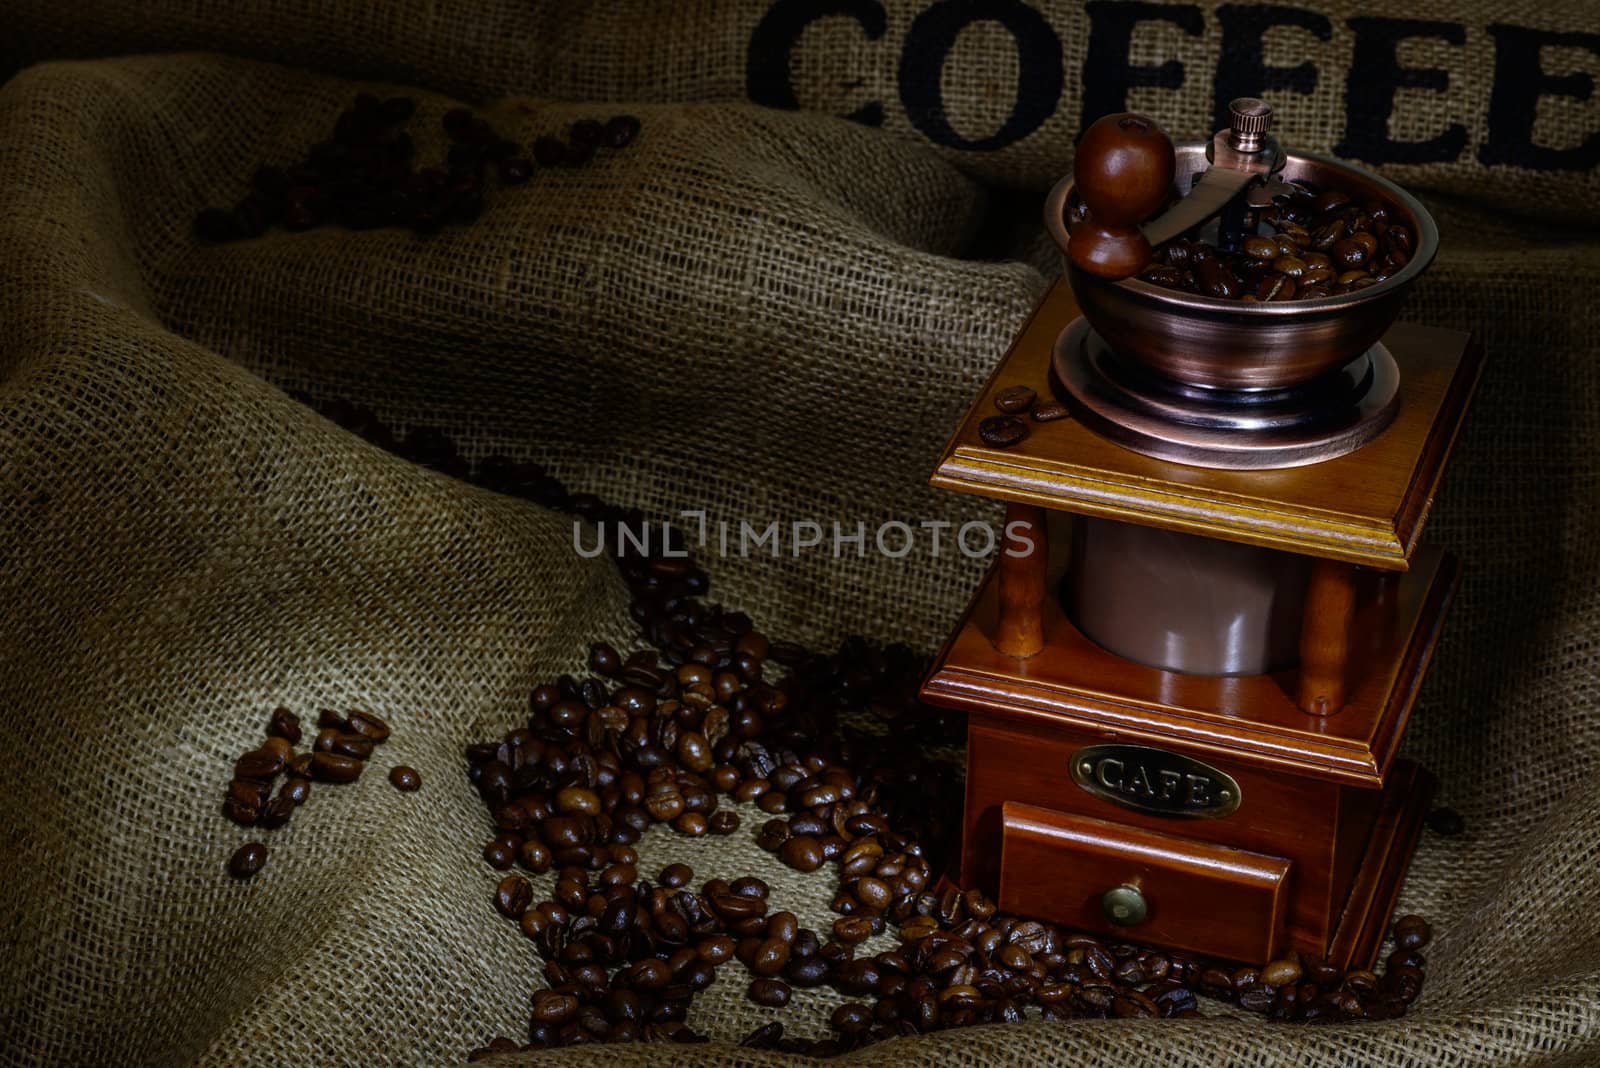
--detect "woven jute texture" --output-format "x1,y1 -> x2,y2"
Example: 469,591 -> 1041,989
1,22 -> 1599,1068
7,1 -> 1600,219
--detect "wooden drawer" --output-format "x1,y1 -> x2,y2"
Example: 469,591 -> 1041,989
998,802 -> 1292,963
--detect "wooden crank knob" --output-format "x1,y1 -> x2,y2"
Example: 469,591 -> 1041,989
1068,112 -> 1176,279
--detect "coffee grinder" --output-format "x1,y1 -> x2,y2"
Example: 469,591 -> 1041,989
919,99 -> 1481,968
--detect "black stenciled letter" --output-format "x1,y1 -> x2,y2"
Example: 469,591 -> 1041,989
747,0 -> 887,125
1213,5 -> 1332,132
898,0 -> 1063,151
1335,17 -> 1467,164
1480,24 -> 1600,171
1081,2 -> 1204,129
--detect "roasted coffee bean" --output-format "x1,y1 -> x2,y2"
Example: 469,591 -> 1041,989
495,875 -> 534,918
532,137 -> 567,166
673,811 -> 709,836
267,706 -> 302,743
330,733 -> 376,760
389,765 -> 421,792
709,811 -> 740,835
234,748 -> 284,783
1262,959 -> 1303,986
786,956 -> 831,988
483,838 -> 516,870
570,119 -> 605,146
311,752 -> 363,783
317,710 -> 351,731
780,835 -> 824,872
530,992 -> 579,1025
258,791 -> 295,829
993,385 -> 1036,414
223,779 -> 267,825
1196,256 -> 1241,298
833,917 -> 873,945
228,842 -> 267,878
1243,235 -> 1278,260
746,976 -> 793,1007
830,1002 -> 872,1033
511,840 -> 548,875
1394,915 -> 1432,951
657,862 -> 693,888
1029,401 -> 1070,422
1426,806 -> 1464,836
741,1021 -> 784,1048
281,778 -> 311,806
604,115 -> 642,148
978,415 -> 1028,448
346,710 -> 390,740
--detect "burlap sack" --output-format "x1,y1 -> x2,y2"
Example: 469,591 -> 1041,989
1,27 -> 1599,1068
7,0 -> 1600,220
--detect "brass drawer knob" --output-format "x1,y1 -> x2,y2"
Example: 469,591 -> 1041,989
1102,884 -> 1147,926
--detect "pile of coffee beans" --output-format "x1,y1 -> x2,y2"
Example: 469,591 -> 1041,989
194,94 -> 640,242
979,385 -> 1069,448
1139,183 -> 1415,302
222,706 -> 400,879
288,398 -> 1438,1053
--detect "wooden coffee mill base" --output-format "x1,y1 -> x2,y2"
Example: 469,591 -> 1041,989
919,281 -> 1481,968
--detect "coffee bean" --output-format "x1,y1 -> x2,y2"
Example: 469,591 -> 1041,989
1243,235 -> 1278,260
495,875 -> 533,918
228,842 -> 267,878
604,115 -> 642,148
389,766 -> 421,792
1394,915 -> 1432,951
1239,985 -> 1275,1012
709,811 -> 740,835
853,877 -> 892,912
748,978 -> 791,1007
223,780 -> 266,826
330,733 -> 375,760
569,119 -> 605,146
267,706 -> 302,743
993,385 -> 1036,414
282,778 -> 311,806
258,791 -> 295,829
531,992 -> 579,1025
673,812 -> 709,836
1426,806 -> 1464,836
555,787 -> 601,815
830,1003 -> 872,1033
1029,401 -> 1070,422
1262,959 -> 1303,986
779,835 -> 824,872
741,1021 -> 784,1048
234,749 -> 284,783
311,752 -> 363,783
316,710 -> 350,731
731,876 -> 769,899
978,415 -> 1028,448
346,710 -> 390,740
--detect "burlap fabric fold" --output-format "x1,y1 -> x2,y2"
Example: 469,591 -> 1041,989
8,1 -> 1600,219
1,22 -> 1599,1068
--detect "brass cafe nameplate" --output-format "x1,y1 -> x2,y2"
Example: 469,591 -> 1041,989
1071,744 -> 1240,819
